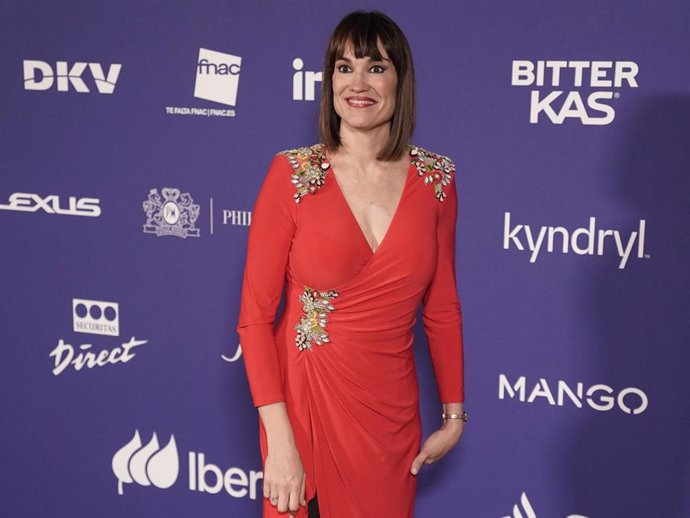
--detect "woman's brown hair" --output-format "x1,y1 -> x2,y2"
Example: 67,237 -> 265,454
318,10 -> 416,161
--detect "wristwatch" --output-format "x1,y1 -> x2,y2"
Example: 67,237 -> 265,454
442,410 -> 468,423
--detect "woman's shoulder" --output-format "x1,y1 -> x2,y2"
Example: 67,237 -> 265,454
407,143 -> 456,202
276,142 -> 325,159
271,143 -> 328,204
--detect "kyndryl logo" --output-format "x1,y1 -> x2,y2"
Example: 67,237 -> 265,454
112,429 -> 264,499
49,298 -> 148,376
292,58 -> 322,101
143,188 -> 200,238
502,492 -> 587,518
23,60 -> 122,94
194,48 -> 242,106
112,430 -> 179,495
73,298 -> 118,336
511,60 -> 639,124
0,192 -> 101,217
498,374 -> 649,415
503,212 -> 647,269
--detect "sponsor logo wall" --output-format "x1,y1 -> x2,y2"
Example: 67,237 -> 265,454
2,2 -> 688,518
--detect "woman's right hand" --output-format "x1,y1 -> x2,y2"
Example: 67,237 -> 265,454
263,439 -> 307,517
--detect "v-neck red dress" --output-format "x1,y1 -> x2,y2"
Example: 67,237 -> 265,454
236,143 -> 465,518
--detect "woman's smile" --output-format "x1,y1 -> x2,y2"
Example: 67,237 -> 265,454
345,95 -> 376,107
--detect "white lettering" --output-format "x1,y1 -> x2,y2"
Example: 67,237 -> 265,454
0,192 -> 101,217
503,213 -> 647,269
49,336 -> 147,376
292,58 -> 322,101
512,60 -> 638,125
498,374 -> 648,414
512,60 -> 639,88
498,373 -> 526,400
189,452 -> 261,499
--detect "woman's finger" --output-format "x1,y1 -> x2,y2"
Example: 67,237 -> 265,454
288,486 -> 301,515
410,450 -> 428,475
300,471 -> 307,507
267,485 -> 278,507
278,487 -> 290,513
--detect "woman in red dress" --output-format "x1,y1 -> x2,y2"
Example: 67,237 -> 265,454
236,10 -> 467,518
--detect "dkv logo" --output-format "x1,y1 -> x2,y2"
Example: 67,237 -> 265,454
503,492 -> 587,518
23,60 -> 122,94
112,430 -> 179,495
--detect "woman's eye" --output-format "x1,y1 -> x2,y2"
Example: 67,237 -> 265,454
370,65 -> 385,73
337,64 -> 351,73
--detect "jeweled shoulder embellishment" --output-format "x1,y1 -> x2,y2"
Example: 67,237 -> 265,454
294,285 -> 339,352
409,146 -> 455,201
278,144 -> 330,204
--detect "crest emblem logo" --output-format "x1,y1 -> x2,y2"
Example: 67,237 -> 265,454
143,187 -> 200,238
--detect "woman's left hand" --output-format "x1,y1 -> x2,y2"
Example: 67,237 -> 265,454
410,419 -> 464,475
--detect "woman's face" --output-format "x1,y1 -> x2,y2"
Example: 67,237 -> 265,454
332,39 -> 398,134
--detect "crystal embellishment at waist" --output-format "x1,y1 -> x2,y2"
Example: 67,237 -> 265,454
294,286 -> 339,351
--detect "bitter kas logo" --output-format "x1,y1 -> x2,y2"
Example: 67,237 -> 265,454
511,60 -> 639,125
143,187 -> 200,238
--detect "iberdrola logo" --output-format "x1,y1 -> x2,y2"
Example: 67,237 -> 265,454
111,430 -> 179,495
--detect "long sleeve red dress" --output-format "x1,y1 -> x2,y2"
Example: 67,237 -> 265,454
236,143 -> 465,518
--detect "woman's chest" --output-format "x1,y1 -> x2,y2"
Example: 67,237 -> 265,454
288,176 -> 439,291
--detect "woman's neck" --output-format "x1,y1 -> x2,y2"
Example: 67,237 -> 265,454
332,122 -> 391,165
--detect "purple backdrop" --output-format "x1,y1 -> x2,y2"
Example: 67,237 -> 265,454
1,1 -> 689,517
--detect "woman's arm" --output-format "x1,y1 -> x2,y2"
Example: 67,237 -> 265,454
236,155 -> 307,514
236,154 -> 296,423
411,168 -> 466,475
421,169 -> 465,406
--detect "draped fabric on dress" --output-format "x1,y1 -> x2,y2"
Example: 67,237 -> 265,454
236,143 -> 464,518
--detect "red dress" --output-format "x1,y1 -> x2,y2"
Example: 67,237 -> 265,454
236,143 -> 465,518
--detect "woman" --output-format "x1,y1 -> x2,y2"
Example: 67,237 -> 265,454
236,10 -> 466,518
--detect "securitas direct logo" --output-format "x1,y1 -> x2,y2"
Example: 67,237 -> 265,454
511,60 -> 639,125
48,298 -> 148,376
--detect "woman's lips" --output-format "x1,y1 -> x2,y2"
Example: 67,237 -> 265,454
345,96 -> 375,107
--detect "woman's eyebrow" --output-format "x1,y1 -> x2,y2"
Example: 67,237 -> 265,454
336,56 -> 391,63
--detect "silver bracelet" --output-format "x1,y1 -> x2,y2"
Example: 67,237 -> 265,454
442,410 -> 468,423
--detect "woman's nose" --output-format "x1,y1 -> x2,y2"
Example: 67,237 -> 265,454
349,70 -> 368,91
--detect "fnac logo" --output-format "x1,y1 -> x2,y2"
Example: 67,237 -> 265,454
511,60 -> 639,125
23,60 -> 122,94
112,430 -> 179,495
194,48 -> 242,106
